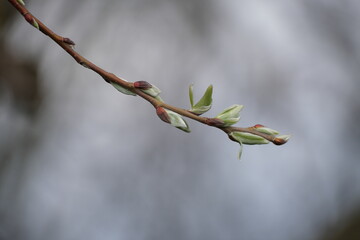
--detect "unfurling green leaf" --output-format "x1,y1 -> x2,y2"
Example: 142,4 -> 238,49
215,104 -> 243,127
254,125 -> 279,136
229,132 -> 269,145
189,84 -> 195,107
166,110 -> 191,132
189,84 -> 213,115
156,107 -> 190,133
142,84 -> 161,98
111,82 -> 136,96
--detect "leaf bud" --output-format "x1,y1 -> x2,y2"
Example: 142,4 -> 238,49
156,107 -> 171,124
24,13 -> 32,24
111,81 -> 137,96
30,18 -> 39,30
253,124 -> 279,136
156,107 -> 190,132
189,84 -> 213,115
63,37 -> 75,46
134,81 -> 152,90
215,104 -> 243,127
141,84 -> 161,98
23,13 -> 39,30
273,135 -> 291,145
229,132 -> 269,145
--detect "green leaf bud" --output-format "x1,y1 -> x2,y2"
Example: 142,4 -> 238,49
215,104 -> 243,127
189,84 -> 213,115
156,107 -> 171,123
229,132 -> 269,145
189,84 -> 195,107
111,82 -> 136,96
32,19 -> 39,30
141,84 -> 161,98
166,110 -> 191,132
253,124 -> 279,136
156,107 -> 190,132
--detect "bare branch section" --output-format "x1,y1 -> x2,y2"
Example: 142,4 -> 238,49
8,0 -> 290,158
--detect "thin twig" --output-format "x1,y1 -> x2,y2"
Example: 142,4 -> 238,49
8,0 -> 289,147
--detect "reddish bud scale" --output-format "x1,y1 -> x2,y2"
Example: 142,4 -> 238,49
156,107 -> 171,124
24,13 -> 33,24
205,118 -> 225,127
134,81 -> 152,90
63,37 -> 75,46
254,124 -> 265,128
273,138 -> 286,145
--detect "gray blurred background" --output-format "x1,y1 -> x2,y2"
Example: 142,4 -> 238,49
1,0 -> 360,239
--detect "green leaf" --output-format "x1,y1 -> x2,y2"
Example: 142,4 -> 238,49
193,85 -> 212,109
111,82 -> 137,96
189,84 -> 194,107
230,132 -> 269,145
254,126 -> 279,136
215,104 -> 243,127
189,84 -> 213,115
166,110 -> 191,133
191,105 -> 212,115
142,84 -> 161,97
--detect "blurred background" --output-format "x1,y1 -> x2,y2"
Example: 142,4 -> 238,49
1,0 -> 360,239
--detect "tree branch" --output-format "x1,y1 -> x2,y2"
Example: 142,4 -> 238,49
8,0 -> 290,158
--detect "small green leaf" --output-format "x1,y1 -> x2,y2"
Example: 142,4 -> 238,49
189,84 -> 213,115
193,85 -> 212,109
191,105 -> 212,115
254,126 -> 279,136
156,107 -> 190,132
111,82 -> 136,96
230,132 -> 269,145
223,117 -> 241,126
215,104 -> 243,127
154,95 -> 164,102
142,84 -> 161,97
166,110 -> 191,133
189,84 -> 194,107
